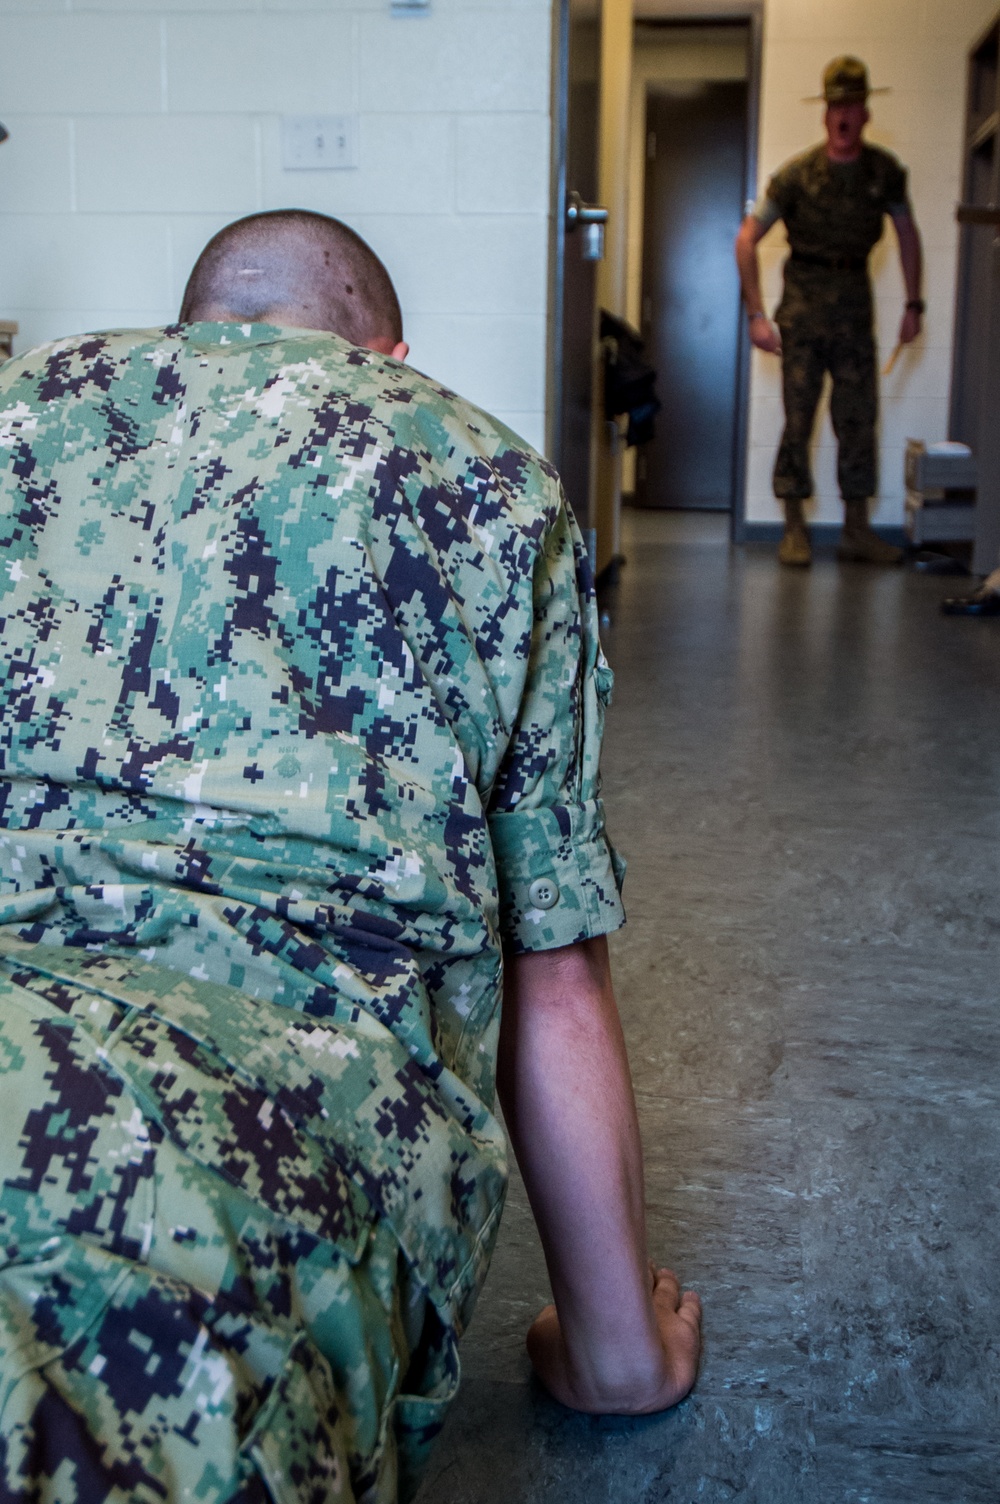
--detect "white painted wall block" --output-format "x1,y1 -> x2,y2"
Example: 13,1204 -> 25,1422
75,116 -> 259,214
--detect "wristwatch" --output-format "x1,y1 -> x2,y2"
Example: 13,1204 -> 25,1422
906,299 -> 925,313
748,310 -> 768,322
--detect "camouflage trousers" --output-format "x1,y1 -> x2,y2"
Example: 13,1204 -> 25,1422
0,952 -> 458,1504
773,317 -> 878,505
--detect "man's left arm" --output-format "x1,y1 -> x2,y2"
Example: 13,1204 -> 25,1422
891,209 -> 924,345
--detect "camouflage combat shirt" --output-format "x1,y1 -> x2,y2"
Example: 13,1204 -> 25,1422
754,143 -> 911,329
758,142 -> 910,263
0,323 -> 625,1333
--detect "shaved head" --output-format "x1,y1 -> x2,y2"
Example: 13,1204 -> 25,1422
180,209 -> 403,349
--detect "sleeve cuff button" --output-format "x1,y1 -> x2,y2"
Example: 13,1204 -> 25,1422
528,877 -> 560,910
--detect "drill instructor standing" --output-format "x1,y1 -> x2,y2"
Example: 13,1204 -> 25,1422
735,56 -> 924,567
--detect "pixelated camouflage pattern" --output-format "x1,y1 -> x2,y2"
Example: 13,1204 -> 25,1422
766,143 -> 909,266
0,323 -> 625,1500
773,313 -> 878,503
0,943 -> 458,1503
764,143 -> 907,505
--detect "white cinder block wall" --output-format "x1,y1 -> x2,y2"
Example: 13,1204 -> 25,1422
749,0 -> 1000,527
0,0 -> 553,454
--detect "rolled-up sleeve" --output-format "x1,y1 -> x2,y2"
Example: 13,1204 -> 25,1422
487,499 -> 625,952
764,162 -> 799,226
751,193 -> 783,232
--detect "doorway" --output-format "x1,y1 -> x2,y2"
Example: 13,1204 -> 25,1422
950,10 -> 1000,573
550,0 -> 603,548
625,19 -> 759,519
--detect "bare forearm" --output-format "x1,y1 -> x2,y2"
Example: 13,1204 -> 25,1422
735,217 -> 782,353
735,224 -> 766,316
894,213 -> 923,302
498,935 -> 701,1412
497,937 -> 655,1379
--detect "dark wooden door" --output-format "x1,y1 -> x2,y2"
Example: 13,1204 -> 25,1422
637,81 -> 747,510
552,0 -> 601,540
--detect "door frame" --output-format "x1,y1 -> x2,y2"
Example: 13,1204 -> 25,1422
644,8 -> 763,538
547,0 -> 571,470
949,8 -> 1000,574
548,2 -> 763,541
727,3 -> 763,542
547,0 -> 601,560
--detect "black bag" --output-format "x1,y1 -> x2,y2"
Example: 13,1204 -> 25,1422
600,310 -> 661,448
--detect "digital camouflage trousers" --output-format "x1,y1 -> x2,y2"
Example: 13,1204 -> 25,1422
773,313 -> 878,507
0,950 -> 458,1504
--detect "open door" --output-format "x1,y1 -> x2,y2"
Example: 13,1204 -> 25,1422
637,75 -> 748,510
551,0 -> 608,556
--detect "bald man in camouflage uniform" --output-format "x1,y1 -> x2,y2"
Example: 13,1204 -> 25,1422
736,57 -> 924,566
0,212 -> 700,1503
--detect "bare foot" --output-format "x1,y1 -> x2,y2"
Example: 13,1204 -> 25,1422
526,1267 -> 702,1415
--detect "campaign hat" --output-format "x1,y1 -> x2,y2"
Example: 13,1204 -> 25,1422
804,56 -> 890,104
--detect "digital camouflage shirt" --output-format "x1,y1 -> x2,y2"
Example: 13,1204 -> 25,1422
756,142 -> 911,328
0,323 -> 625,1338
759,142 -> 910,263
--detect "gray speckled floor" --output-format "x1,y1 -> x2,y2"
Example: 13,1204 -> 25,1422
416,511 -> 999,1503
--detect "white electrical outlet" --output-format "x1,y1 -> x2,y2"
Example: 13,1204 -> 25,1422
281,116 -> 358,171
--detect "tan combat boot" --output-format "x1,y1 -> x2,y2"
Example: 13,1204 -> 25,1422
777,500 -> 811,567
837,499 -> 904,565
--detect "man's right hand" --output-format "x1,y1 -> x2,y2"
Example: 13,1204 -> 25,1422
749,313 -> 782,355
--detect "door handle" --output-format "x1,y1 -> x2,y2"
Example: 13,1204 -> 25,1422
566,190 -> 609,230
566,191 -> 609,261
